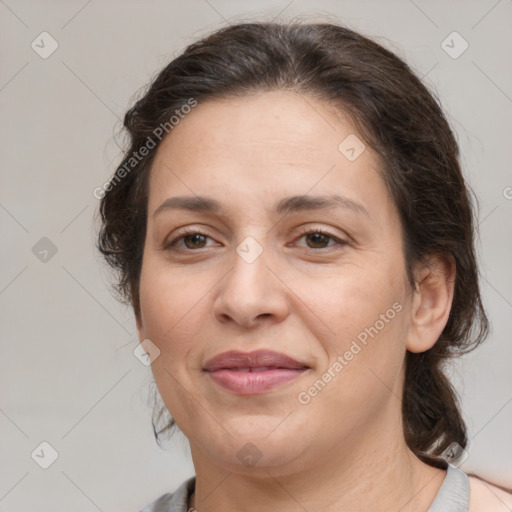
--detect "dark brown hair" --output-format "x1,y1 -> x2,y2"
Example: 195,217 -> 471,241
96,21 -> 489,466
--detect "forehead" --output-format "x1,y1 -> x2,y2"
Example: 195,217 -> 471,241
154,91 -> 356,167
147,90 -> 393,221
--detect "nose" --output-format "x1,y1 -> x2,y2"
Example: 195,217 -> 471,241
213,241 -> 290,329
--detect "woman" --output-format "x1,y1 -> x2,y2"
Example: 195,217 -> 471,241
97,21 -> 511,511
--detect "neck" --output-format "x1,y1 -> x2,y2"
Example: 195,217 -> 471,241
189,421 -> 446,512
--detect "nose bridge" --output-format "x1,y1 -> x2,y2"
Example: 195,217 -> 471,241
214,233 -> 288,326
228,234 -> 271,302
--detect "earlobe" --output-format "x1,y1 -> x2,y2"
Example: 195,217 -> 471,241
406,254 -> 456,354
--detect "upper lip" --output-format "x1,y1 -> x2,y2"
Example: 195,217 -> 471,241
203,350 -> 309,372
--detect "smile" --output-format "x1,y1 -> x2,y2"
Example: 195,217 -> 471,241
203,350 -> 310,395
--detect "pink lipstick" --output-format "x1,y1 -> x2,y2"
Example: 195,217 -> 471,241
203,350 -> 309,395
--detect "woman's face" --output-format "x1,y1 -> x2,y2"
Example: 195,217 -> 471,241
136,90 -> 418,474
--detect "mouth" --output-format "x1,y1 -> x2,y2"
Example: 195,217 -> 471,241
203,350 -> 310,395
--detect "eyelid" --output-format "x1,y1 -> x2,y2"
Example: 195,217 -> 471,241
164,224 -> 349,252
163,226 -> 218,249
295,225 -> 346,240
292,226 -> 348,248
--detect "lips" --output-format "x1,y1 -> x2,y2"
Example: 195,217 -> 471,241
203,350 -> 309,395
204,350 -> 308,372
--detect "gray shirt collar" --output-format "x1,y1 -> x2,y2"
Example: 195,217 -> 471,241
140,477 -> 195,512
141,463 -> 470,512
427,463 -> 470,512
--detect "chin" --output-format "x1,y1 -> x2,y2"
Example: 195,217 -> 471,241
222,412 -> 293,439
197,416 -> 311,470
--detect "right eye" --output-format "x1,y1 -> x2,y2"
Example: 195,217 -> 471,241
164,229 -> 219,251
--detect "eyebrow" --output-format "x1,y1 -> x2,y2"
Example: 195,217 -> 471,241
153,194 -> 370,219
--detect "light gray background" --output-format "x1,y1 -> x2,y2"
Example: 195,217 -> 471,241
1,1 -> 511,510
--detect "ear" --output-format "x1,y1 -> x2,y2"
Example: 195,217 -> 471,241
406,253 -> 456,353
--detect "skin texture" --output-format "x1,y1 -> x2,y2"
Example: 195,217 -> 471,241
468,477 -> 512,511
136,90 -> 462,511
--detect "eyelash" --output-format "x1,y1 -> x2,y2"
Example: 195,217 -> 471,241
164,227 -> 347,252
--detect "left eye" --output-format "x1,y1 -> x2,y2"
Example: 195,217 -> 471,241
296,229 -> 346,249
164,229 -> 346,252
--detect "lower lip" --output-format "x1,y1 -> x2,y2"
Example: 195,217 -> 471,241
206,368 -> 307,395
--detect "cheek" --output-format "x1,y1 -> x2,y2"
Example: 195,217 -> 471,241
138,262 -> 209,364
296,280 -> 407,432
139,252 -> 213,328
138,263 -> 212,427
294,260 -> 409,403
294,259 -> 406,345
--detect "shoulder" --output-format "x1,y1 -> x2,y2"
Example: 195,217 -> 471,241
140,493 -> 174,512
140,476 -> 196,512
468,475 -> 512,512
